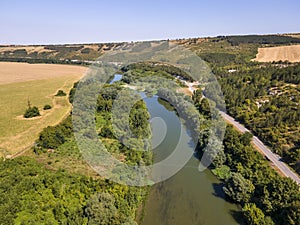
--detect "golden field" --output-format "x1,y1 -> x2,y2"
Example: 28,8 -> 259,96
253,44 -> 300,63
0,62 -> 87,156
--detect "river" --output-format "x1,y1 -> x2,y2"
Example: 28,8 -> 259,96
109,75 -> 241,225
141,96 -> 241,225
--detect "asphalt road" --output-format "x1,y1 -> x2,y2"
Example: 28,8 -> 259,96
219,111 -> 300,185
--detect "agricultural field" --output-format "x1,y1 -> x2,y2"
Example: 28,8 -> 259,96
253,44 -> 300,63
0,62 -> 86,156
283,33 -> 300,39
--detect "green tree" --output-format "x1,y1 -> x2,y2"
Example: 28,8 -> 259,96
223,172 -> 254,204
204,135 -> 226,168
85,193 -> 118,225
192,89 -> 202,106
240,132 -> 253,146
242,203 -> 274,225
199,98 -> 211,117
24,106 -> 40,118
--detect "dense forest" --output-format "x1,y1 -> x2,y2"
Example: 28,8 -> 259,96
223,35 -> 300,46
215,63 -> 300,174
208,126 -> 300,225
121,62 -> 194,82
0,157 -> 145,225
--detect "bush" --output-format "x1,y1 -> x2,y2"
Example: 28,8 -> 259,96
37,116 -> 73,149
81,48 -> 91,54
38,126 -> 65,149
24,106 -> 40,118
68,82 -> 78,103
211,165 -> 231,180
55,90 -> 67,96
43,104 -> 52,110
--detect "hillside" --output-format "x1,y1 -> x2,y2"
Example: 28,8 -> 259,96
2,33 -> 300,64
0,43 -> 127,63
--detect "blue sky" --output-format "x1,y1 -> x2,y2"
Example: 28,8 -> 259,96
1,0 -> 299,44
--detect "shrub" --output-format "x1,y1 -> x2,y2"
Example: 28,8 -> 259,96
36,116 -> 73,149
55,90 -> 67,96
38,126 -> 65,149
24,106 -> 40,118
68,82 -> 79,103
43,104 -> 52,110
81,48 -> 91,54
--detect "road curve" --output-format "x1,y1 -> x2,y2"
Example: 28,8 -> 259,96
219,111 -> 300,185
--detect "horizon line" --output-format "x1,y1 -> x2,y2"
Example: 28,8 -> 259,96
1,31 -> 299,46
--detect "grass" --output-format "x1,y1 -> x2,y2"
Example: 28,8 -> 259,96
0,74 -> 82,156
24,138 -> 99,178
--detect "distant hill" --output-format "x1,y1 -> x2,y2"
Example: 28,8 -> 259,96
1,33 -> 300,64
221,34 -> 300,46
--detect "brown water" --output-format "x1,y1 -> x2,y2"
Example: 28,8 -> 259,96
142,96 -> 241,225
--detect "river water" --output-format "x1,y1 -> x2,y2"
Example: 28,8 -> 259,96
109,74 -> 123,84
141,96 -> 241,225
108,75 -> 240,225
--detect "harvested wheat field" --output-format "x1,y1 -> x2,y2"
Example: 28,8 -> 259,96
0,62 -> 87,157
0,62 -> 87,84
253,45 -> 300,63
